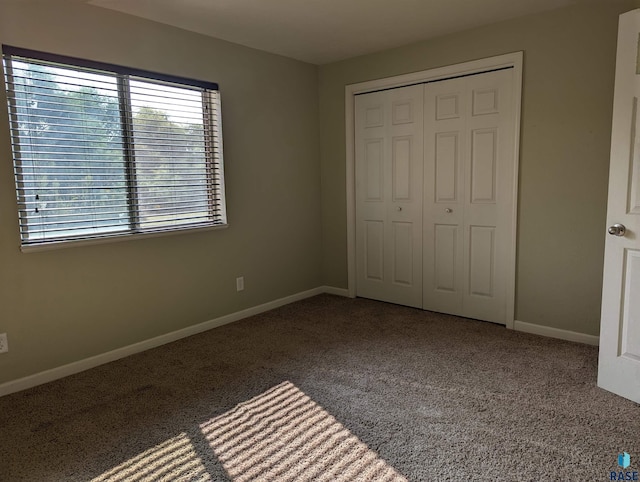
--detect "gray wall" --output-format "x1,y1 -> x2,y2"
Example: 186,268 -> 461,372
0,0 -> 322,384
319,0 -> 636,336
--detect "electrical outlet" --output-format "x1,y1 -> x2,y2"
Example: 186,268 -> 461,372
0,333 -> 8,354
236,276 -> 244,292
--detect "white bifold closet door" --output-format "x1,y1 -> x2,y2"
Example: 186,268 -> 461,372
423,69 -> 514,324
355,69 -> 515,325
355,85 -> 424,308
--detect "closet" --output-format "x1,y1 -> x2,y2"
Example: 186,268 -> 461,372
354,68 -> 515,325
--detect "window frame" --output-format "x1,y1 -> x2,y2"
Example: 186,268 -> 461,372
2,45 -> 227,252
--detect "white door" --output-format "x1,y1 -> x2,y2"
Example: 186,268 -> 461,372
423,69 -> 515,324
598,9 -> 640,403
355,85 -> 424,308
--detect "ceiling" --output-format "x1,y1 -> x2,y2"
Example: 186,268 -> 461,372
88,0 -> 602,64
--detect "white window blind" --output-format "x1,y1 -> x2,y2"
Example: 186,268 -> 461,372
2,46 -> 226,248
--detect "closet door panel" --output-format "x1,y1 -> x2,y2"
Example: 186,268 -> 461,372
355,85 -> 424,308
424,69 -> 515,325
461,70 -> 514,323
423,78 -> 466,315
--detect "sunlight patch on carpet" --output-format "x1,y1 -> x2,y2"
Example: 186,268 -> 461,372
91,433 -> 211,482
200,381 -> 407,482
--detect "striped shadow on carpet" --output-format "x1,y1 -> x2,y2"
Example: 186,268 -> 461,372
201,381 -> 407,481
92,381 -> 407,481
91,433 -> 210,481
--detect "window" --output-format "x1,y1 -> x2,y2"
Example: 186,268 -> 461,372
2,46 -> 226,249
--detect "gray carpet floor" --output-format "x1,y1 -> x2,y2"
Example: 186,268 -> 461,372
1,294 -> 638,481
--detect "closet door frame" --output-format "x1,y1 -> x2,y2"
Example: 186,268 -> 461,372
345,52 -> 523,329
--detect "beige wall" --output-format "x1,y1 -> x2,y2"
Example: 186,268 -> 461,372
0,1 -> 321,384
319,0 -> 636,336
0,0 -> 634,386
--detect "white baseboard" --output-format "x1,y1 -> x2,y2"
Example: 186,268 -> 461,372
0,286 -> 345,398
321,286 -> 351,297
514,320 -> 599,346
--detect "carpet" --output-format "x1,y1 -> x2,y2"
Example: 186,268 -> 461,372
201,381 -> 406,482
0,294 -> 638,481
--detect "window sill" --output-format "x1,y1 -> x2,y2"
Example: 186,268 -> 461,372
20,223 -> 229,253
